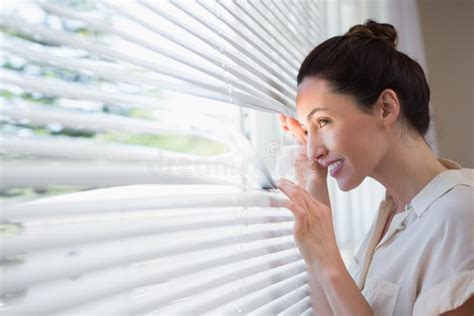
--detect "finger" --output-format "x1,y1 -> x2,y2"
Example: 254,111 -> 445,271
286,120 -> 307,145
278,177 -> 296,186
278,115 -> 291,132
294,133 -> 306,145
283,201 -> 308,239
297,144 -> 307,157
288,117 -> 307,135
277,178 -> 302,200
279,178 -> 320,211
277,178 -> 294,190
283,200 -> 306,218
295,154 -> 307,164
310,160 -> 326,172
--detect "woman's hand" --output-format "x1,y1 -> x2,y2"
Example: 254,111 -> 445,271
278,178 -> 343,274
294,145 -> 328,186
278,114 -> 329,204
278,114 -> 329,180
278,114 -> 308,145
278,178 -> 374,315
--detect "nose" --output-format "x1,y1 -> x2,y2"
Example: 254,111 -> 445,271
307,133 -> 328,161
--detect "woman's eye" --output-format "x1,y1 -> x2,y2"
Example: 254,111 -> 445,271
317,119 -> 329,128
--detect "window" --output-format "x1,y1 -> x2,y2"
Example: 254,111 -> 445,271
0,0 -> 431,314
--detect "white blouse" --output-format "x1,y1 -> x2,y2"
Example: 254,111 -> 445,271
348,159 -> 473,315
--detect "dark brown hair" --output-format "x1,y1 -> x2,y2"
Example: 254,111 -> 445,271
297,19 -> 431,136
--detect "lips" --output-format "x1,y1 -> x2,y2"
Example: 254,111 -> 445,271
328,159 -> 344,177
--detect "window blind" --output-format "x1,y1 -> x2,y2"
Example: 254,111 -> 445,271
0,0 -> 325,315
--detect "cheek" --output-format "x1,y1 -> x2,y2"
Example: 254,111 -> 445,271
346,121 -> 387,164
333,120 -> 385,165
323,124 -> 368,154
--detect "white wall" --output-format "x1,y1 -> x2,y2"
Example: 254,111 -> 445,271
418,0 -> 474,167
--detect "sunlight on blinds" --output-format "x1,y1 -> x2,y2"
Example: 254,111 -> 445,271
0,0 -> 324,314
0,0 -> 321,198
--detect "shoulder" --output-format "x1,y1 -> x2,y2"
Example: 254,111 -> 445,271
417,177 -> 473,264
412,168 -> 472,221
418,179 -> 473,253
422,167 -> 473,222
426,182 -> 473,224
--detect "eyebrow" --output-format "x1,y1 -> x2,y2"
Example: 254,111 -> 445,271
306,107 -> 329,121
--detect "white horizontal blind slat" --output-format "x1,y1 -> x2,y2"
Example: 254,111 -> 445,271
195,0 -> 298,83
1,69 -> 161,108
0,15 -> 286,114
282,0 -> 322,42
1,135 -> 188,162
231,0 -> 306,60
0,40 -> 253,109
207,272 -> 308,314
248,1 -> 308,54
0,160 -> 246,189
248,284 -> 310,315
52,261 -> 306,316
278,295 -> 312,316
170,0 -> 296,101
2,222 -> 293,293
0,101 -> 243,147
1,94 -> 245,153
3,242 -> 300,315
267,1 -> 313,48
212,0 -> 300,71
2,190 -> 287,222
2,208 -> 293,257
137,0 -> 297,104
155,263 -> 307,314
301,306 -> 314,316
38,1 -> 294,114
0,0 -> 326,314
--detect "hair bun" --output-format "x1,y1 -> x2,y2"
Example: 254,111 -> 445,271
346,19 -> 398,49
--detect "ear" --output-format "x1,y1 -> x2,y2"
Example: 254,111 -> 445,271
373,89 -> 401,129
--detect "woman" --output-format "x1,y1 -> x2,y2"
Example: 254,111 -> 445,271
277,20 -> 473,315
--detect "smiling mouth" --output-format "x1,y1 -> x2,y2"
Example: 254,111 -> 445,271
329,159 -> 344,177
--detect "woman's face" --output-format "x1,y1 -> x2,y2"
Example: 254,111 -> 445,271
296,77 -> 389,191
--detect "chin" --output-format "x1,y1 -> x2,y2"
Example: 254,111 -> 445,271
336,175 -> 365,192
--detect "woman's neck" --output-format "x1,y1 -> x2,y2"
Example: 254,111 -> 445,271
370,135 -> 448,213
